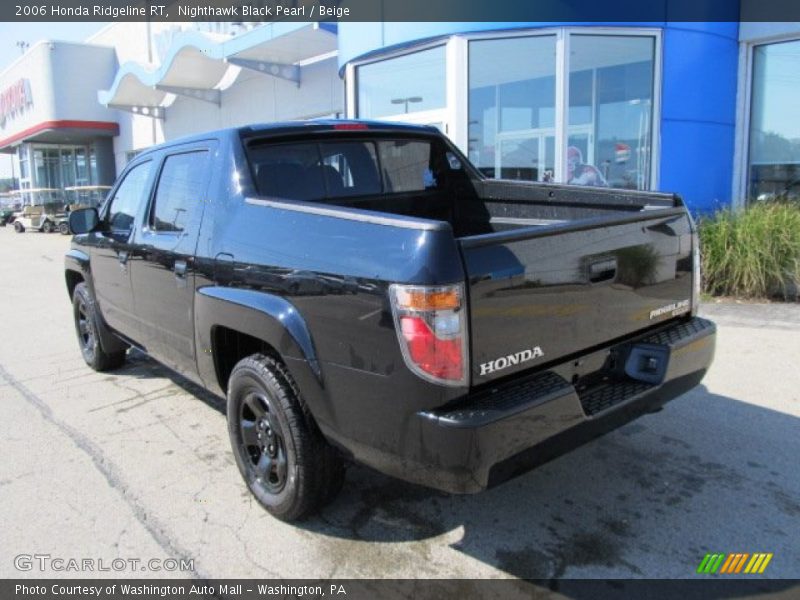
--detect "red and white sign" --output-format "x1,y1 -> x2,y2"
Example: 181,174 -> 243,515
0,79 -> 33,128
615,142 -> 631,163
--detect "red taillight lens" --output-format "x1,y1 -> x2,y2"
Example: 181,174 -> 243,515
400,316 -> 463,381
389,284 -> 468,387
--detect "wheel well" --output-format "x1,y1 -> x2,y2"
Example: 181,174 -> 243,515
65,270 -> 84,300
211,326 -> 283,394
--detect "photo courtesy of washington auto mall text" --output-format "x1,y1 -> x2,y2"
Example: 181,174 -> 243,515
1,0 -> 799,598
14,583 -> 348,597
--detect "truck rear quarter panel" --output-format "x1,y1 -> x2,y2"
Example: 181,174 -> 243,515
191,138 -> 468,458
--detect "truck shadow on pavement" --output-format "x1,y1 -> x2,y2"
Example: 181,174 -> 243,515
114,354 -> 800,582
305,385 -> 800,581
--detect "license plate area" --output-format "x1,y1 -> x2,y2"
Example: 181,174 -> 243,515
623,342 -> 670,385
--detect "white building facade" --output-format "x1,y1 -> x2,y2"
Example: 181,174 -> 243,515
0,21 -> 344,193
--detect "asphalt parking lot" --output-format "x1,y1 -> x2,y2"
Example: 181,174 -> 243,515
0,226 -> 798,581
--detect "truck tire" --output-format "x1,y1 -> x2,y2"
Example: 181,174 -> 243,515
14,221 -> 24,233
59,222 -> 70,235
42,220 -> 54,233
72,282 -> 127,371
227,354 -> 344,521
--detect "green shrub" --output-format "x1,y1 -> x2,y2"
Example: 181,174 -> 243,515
698,201 -> 800,299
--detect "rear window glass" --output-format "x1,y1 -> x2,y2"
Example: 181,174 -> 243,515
247,137 -> 444,201
319,142 -> 381,198
378,140 -> 436,193
249,143 -> 325,201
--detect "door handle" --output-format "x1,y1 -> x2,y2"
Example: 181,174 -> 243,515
174,259 -> 188,278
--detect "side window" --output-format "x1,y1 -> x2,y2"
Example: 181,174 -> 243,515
150,151 -> 209,232
107,161 -> 152,233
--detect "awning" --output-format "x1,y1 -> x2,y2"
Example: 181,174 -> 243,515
0,120 -> 119,152
98,23 -> 338,117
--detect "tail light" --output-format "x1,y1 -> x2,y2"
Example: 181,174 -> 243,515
389,283 -> 468,387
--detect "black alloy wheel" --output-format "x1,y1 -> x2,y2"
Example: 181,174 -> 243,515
71,283 -> 126,371
227,354 -> 344,521
75,292 -> 97,364
239,389 -> 288,494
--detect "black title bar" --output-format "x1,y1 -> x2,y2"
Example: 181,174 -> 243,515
4,579 -> 800,600
7,0 -> 800,22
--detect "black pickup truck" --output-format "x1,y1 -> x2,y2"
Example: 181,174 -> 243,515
65,121 -> 716,521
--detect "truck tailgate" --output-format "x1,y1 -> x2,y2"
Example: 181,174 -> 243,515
460,209 -> 695,385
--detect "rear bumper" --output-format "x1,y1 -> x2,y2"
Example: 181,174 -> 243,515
340,316 -> 716,494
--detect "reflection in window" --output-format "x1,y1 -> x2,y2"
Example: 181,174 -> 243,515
151,151 -> 209,232
466,32 -> 655,189
357,46 -> 446,118
568,35 -> 655,190
108,161 -> 152,233
469,36 -> 557,181
749,39 -> 800,203
377,140 -> 437,193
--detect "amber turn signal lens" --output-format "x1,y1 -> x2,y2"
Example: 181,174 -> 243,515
395,288 -> 461,311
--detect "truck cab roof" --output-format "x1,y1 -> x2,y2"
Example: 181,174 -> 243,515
134,120 -> 441,160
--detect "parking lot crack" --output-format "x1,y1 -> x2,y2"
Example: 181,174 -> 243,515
0,361 -> 206,580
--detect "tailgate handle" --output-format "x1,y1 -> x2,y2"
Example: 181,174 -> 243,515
588,257 -> 617,283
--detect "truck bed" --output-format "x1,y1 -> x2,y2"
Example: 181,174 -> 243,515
284,177 -> 694,385
311,174 -> 678,239
242,125 -> 696,386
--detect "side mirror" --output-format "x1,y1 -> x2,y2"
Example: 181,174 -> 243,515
68,207 -> 100,234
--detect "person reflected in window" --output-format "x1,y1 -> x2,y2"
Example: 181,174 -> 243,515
567,146 -> 608,187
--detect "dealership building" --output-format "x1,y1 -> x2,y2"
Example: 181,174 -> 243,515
0,17 -> 798,212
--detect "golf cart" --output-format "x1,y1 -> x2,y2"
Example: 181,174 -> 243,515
0,193 -> 19,226
11,188 -> 66,233
58,186 -> 111,234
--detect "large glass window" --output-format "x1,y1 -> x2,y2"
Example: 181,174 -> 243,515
568,35 -> 655,190
30,144 -> 95,189
18,145 -> 29,181
75,148 -> 88,186
357,46 -> 446,119
748,39 -> 800,202
469,36 -> 557,181
467,30 -> 657,189
60,148 -> 76,188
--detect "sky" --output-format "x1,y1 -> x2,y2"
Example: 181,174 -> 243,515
0,23 -> 106,180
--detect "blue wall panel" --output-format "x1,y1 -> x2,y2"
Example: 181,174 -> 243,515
659,24 -> 739,211
660,119 -> 735,213
661,26 -> 739,125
